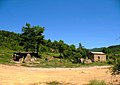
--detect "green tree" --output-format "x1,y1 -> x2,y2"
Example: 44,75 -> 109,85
102,48 -> 111,54
63,46 -> 73,59
20,23 -> 44,53
34,26 -> 44,53
70,44 -> 76,52
77,43 -> 88,59
58,40 -> 65,58
52,40 -> 59,53
79,43 -> 84,49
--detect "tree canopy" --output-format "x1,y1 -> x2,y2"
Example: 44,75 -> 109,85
20,23 -> 44,53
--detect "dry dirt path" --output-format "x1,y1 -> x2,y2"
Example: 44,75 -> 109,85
0,64 -> 111,85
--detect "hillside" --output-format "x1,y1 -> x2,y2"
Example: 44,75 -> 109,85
108,45 -> 120,54
90,45 -> 120,54
1,29 -> 119,56
0,30 -> 23,50
0,28 -> 88,65
0,28 -> 119,66
90,47 -> 105,52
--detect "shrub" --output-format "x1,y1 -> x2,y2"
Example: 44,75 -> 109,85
110,57 -> 120,75
89,79 -> 106,85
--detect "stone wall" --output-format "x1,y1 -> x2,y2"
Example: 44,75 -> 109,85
94,54 -> 106,62
88,52 -> 106,62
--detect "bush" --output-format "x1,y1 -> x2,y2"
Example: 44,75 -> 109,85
110,57 -> 120,75
89,79 -> 106,85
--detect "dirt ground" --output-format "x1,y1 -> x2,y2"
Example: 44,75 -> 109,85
0,64 -> 112,85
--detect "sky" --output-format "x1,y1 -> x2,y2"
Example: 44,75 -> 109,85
0,0 -> 120,49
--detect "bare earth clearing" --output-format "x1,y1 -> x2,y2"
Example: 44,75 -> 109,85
0,64 -> 112,85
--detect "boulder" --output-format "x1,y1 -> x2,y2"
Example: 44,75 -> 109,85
84,59 -> 92,64
19,58 -> 24,63
31,57 -> 37,63
24,53 -> 31,63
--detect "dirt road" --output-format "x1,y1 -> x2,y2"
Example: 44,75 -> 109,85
0,64 -> 111,85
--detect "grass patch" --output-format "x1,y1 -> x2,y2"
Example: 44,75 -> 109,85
0,48 -> 15,64
46,81 -> 62,85
21,58 -> 109,68
29,81 -> 73,85
83,62 -> 109,67
89,79 -> 107,85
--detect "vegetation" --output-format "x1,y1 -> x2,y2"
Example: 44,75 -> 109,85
30,81 -> 72,85
110,58 -> 120,85
0,30 -> 23,51
110,57 -> 120,75
0,47 -> 15,64
91,45 -> 120,54
91,44 -> 120,84
91,45 -> 120,65
0,23 -> 90,65
0,23 -> 120,68
1,23 -> 120,84
46,81 -> 62,85
20,23 -> 44,53
88,79 -> 107,85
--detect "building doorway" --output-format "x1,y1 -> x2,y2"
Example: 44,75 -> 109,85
98,56 -> 100,61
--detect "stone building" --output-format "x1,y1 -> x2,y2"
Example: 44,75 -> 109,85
88,52 -> 106,62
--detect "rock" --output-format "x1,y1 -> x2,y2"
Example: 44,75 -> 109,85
31,57 -> 37,63
84,59 -> 92,64
24,53 -> 31,63
80,58 -> 84,63
19,58 -> 24,63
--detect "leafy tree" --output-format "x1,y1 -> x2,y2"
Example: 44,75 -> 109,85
52,40 -> 59,53
58,40 -> 65,58
63,47 -> 73,59
79,43 -> 84,49
62,43 -> 88,63
102,48 -> 111,54
72,52 -> 82,63
77,43 -> 88,59
70,44 -> 76,52
46,39 -> 52,47
20,23 -> 44,53
34,26 -> 44,53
